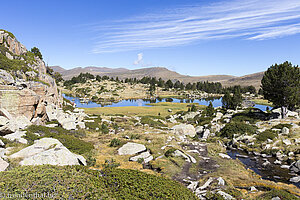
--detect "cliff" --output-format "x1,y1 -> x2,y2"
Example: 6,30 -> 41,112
0,30 -> 63,134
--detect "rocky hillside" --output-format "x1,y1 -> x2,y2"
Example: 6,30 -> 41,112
0,30 -> 63,134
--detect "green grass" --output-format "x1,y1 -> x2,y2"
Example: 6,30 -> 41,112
83,102 -> 204,117
0,165 -> 197,200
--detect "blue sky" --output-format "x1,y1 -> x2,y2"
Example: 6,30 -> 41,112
1,0 -> 300,76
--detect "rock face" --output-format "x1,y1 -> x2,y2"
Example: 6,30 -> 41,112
0,30 -> 63,135
171,124 -> 196,137
118,142 -> 146,155
10,138 -> 86,166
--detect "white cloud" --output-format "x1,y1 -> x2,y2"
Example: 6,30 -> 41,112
90,0 -> 300,53
133,53 -> 143,65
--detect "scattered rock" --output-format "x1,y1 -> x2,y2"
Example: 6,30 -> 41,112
290,160 -> 300,173
198,177 -> 214,190
282,139 -> 291,146
118,142 -> 146,155
250,186 -> 257,192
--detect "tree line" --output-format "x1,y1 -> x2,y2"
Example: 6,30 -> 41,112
63,73 -> 257,94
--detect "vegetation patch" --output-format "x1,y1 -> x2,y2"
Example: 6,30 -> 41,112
219,122 -> 257,139
0,165 -> 197,199
25,125 -> 93,155
256,129 -> 278,142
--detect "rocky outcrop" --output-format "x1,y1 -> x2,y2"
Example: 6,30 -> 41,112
9,138 -> 86,166
0,30 -> 63,135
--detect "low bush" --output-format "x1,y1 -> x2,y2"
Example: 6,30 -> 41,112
272,123 -> 293,130
165,148 -> 177,157
219,122 -> 257,139
256,129 -> 277,142
257,189 -> 297,200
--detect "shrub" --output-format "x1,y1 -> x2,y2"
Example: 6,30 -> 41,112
257,189 -> 297,200
219,122 -> 257,139
256,129 -> 277,142
137,158 -> 144,164
272,123 -> 293,130
101,123 -> 109,134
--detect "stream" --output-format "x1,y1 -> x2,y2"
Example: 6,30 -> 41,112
227,149 -> 299,188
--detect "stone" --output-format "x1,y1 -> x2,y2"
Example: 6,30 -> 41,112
10,138 -> 86,166
118,142 -> 146,155
198,177 -> 214,190
0,139 -> 4,147
217,177 -> 225,186
129,151 -> 153,163
3,130 -> 27,144
171,124 -> 196,137
202,129 -> 210,139
195,126 -> 204,134
187,181 -> 198,191
217,191 -> 234,200
289,176 -> 300,183
281,127 -> 289,135
173,150 -> 196,163
0,115 -> 32,134
274,160 -> 282,165
0,69 -> 14,85
0,116 -> 9,126
290,160 -> 300,173
0,157 -> 9,171
262,161 -> 271,168
168,109 -> 172,112
282,139 -> 291,146
250,186 -> 257,192
271,197 -> 281,200
280,165 -> 290,169
219,153 -> 231,159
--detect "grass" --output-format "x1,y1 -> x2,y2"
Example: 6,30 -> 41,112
252,98 -> 274,107
83,102 -> 204,117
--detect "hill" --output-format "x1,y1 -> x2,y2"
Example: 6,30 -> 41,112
221,72 -> 264,89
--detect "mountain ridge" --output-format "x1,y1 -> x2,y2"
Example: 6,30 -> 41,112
51,66 -> 264,88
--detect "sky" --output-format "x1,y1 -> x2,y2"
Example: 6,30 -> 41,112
1,0 -> 300,76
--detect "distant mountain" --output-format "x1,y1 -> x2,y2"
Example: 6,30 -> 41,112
51,66 -> 263,88
221,72 -> 264,89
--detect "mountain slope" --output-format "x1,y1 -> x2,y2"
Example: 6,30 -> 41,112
221,72 -> 264,89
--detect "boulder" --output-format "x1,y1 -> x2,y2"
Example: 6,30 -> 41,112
195,126 -> 204,134
129,151 -> 153,163
282,139 -> 291,146
219,153 -> 231,159
171,124 -> 196,137
0,115 -> 32,134
0,116 -> 9,126
173,150 -> 196,163
10,138 -> 86,166
202,129 -> 210,139
118,142 -> 146,155
0,157 -> 9,171
217,191 -> 235,200
3,130 -> 27,144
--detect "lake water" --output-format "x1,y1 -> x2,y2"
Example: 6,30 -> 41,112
63,94 -> 271,111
